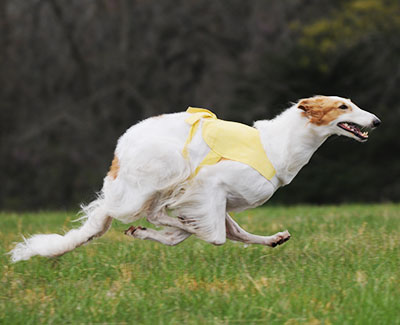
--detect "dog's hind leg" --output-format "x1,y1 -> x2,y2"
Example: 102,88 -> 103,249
124,226 -> 191,246
146,211 -> 191,229
149,191 -> 228,246
225,214 -> 290,247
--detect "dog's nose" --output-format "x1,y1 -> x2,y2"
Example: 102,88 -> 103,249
372,118 -> 381,128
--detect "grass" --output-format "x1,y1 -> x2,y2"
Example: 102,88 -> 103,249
0,204 -> 399,324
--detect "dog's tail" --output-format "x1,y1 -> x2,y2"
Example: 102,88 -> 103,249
9,197 -> 112,262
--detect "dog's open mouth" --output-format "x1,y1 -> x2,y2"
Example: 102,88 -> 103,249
337,122 -> 369,141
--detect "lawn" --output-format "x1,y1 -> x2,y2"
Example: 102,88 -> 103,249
1,204 -> 399,324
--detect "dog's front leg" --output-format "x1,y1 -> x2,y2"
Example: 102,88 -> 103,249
225,214 -> 290,247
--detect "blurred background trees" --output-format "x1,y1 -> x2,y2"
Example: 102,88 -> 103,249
1,0 -> 399,209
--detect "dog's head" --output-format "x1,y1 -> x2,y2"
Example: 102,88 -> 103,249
298,96 -> 381,142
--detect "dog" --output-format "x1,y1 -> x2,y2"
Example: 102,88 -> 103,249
10,96 -> 381,262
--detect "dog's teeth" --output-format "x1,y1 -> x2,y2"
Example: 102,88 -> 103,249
360,131 -> 369,137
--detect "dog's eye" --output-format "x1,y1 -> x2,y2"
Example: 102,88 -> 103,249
339,104 -> 348,110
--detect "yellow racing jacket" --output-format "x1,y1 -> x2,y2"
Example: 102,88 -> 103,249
182,107 -> 276,180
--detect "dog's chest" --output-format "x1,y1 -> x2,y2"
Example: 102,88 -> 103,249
212,161 -> 276,212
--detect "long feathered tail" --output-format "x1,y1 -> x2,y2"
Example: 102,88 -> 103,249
9,198 -> 112,262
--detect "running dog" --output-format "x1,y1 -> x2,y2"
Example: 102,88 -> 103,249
10,96 -> 381,262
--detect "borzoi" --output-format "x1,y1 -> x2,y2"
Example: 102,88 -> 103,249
10,96 -> 381,262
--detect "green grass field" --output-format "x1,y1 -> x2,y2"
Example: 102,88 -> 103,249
1,204 -> 399,324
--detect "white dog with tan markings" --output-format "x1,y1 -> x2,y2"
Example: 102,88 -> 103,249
10,96 -> 381,262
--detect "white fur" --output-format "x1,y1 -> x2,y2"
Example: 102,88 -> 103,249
10,96 -> 380,262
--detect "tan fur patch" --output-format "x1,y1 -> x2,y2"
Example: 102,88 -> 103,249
108,155 -> 120,179
298,96 -> 352,125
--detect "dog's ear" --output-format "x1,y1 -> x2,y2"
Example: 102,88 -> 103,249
298,96 -> 338,125
298,99 -> 310,111
298,97 -> 322,112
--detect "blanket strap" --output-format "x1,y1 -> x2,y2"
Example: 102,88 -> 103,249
182,107 -> 217,159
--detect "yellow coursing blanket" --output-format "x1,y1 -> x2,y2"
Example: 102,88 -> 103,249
183,107 -> 276,180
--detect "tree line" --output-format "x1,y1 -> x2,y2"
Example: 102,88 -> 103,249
1,0 -> 399,209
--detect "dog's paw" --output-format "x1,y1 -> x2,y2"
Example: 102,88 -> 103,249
124,226 -> 147,238
270,230 -> 291,247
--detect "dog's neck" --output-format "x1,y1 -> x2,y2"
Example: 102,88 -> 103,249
254,106 -> 329,187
